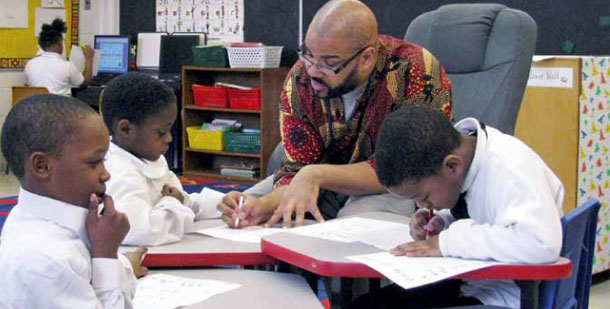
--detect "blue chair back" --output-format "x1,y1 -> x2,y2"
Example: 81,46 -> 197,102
539,198 -> 601,309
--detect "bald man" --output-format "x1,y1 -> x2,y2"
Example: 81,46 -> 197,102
218,0 -> 452,228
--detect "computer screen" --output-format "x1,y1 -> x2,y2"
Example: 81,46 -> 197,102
94,35 -> 130,74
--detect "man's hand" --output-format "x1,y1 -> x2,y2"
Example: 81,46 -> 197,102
87,193 -> 130,259
217,191 -> 272,228
391,236 -> 441,257
409,208 -> 444,240
123,246 -> 149,278
161,184 -> 184,204
265,167 -> 325,228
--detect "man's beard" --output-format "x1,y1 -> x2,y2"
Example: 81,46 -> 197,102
311,68 -> 361,99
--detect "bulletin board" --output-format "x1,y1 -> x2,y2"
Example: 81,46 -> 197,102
0,0 -> 79,69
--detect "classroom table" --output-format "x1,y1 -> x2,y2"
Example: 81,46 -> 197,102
146,268 -> 324,309
121,219 -> 275,267
261,212 -> 572,309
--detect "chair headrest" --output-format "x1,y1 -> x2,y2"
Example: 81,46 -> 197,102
418,3 -> 507,73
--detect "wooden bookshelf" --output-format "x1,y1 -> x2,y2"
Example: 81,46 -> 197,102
181,66 -> 289,183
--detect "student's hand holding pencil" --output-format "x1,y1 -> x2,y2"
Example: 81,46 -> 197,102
391,235 -> 441,257
218,191 -> 273,228
86,193 -> 130,259
409,208 -> 444,241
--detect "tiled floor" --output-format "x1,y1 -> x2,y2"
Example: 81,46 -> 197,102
0,174 -> 608,307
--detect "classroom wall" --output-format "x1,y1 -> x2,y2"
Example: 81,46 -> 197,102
0,0 -> 118,171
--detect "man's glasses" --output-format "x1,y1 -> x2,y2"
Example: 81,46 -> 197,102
297,44 -> 371,75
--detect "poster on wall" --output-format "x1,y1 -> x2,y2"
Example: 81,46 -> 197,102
42,0 -> 65,8
34,8 -> 66,37
156,0 -> 244,43
0,0 -> 28,28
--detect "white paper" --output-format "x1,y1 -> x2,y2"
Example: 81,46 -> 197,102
133,274 -> 241,309
196,225 -> 283,243
137,32 -> 166,68
285,217 -> 385,243
34,8 -> 66,37
527,67 -> 574,88
92,50 -> 101,76
348,252 -> 499,290
42,0 -> 64,8
156,0 -> 244,43
69,45 -> 86,73
0,0 -> 28,28
337,218 -> 413,251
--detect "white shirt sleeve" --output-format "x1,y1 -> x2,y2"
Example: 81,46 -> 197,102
109,170 -> 196,246
68,61 -> 85,87
438,176 -> 563,264
183,190 -> 223,220
9,253 -> 135,309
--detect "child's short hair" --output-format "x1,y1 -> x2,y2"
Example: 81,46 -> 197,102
100,72 -> 177,135
375,105 -> 461,187
1,94 -> 97,179
38,18 -> 66,50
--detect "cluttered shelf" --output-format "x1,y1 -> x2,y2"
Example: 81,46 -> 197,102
183,105 -> 261,114
185,147 -> 261,158
182,169 -> 261,185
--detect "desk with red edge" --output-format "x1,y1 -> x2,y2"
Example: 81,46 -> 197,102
121,219 -> 275,268
261,212 -> 572,309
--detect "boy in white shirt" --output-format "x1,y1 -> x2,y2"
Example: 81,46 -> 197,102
352,106 -> 564,308
101,73 -> 222,246
0,94 -> 146,308
25,18 -> 94,95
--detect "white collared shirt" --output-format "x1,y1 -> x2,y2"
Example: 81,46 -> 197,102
105,142 -> 220,246
0,188 -> 137,309
24,51 -> 84,95
435,118 -> 564,308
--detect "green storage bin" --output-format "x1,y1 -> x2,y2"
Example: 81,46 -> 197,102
192,45 -> 229,67
224,131 -> 261,154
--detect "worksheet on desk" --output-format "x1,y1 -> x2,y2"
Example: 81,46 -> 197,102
133,274 -> 241,309
287,217 -> 412,248
195,225 -> 283,243
347,252 -> 499,290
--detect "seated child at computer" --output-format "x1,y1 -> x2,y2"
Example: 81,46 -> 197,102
25,18 -> 94,95
101,72 -> 222,246
0,94 -> 146,307
351,106 -> 564,308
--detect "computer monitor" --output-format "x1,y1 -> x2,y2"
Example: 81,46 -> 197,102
94,35 -> 130,75
159,35 -> 198,74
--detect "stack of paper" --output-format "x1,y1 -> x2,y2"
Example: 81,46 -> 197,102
347,252 -> 499,290
133,274 -> 241,309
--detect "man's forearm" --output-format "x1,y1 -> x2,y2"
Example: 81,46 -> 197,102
259,185 -> 288,214
301,162 -> 386,196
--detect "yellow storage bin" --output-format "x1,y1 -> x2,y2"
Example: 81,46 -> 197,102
186,126 -> 225,151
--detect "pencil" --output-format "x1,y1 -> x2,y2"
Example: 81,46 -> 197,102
425,209 -> 433,239
234,195 -> 244,228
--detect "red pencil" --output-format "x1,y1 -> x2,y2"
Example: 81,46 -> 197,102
425,209 -> 433,239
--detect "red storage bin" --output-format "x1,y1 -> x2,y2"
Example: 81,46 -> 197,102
192,84 -> 228,108
228,88 -> 261,110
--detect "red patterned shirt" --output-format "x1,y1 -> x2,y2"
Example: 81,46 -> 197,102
274,35 -> 452,186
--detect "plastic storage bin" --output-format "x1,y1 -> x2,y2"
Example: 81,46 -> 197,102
227,46 -> 283,68
228,88 -> 261,110
186,126 -> 225,151
224,131 -> 261,154
192,85 -> 228,108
